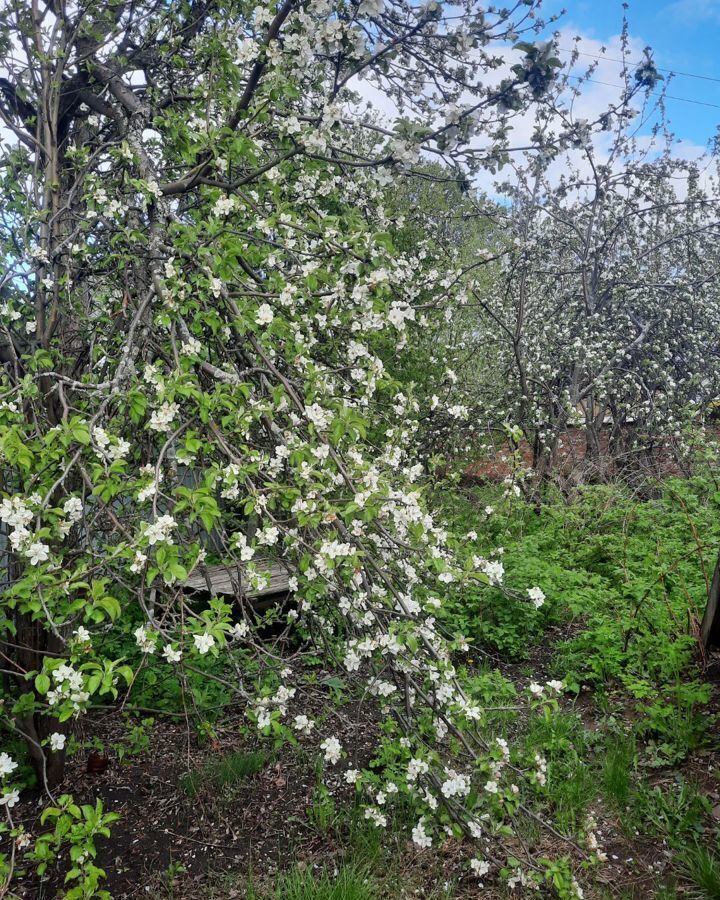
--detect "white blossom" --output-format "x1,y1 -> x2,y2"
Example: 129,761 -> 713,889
319,736 -> 342,765
62,497 -> 83,523
27,542 -> 50,566
134,625 -> 156,654
162,644 -> 182,663
0,753 -> 17,778
49,733 -> 66,752
0,790 -> 19,808
527,586 -> 545,608
144,515 -> 176,546
148,401 -> 178,433
193,633 -> 215,654
470,858 -> 490,878
293,714 -> 314,735
411,817 -> 432,849
256,304 -> 274,326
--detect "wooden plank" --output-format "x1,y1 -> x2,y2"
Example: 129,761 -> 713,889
184,560 -> 290,599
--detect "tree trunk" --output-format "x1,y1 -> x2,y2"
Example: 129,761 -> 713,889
13,612 -> 67,788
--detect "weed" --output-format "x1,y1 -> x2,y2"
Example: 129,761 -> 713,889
159,861 -> 187,898
112,716 -> 154,764
677,843 -> 720,899
247,864 -> 377,900
307,783 -> 337,833
601,734 -> 636,809
180,749 -> 268,799
639,682 -> 713,767
549,758 -> 595,833
527,708 -> 588,758
633,778 -> 709,842
651,887 -> 680,900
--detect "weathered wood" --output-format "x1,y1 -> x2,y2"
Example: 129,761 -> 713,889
700,551 -> 720,648
183,560 -> 290,599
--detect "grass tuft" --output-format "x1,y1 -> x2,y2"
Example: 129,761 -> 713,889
601,734 -> 635,809
677,843 -> 720,899
247,865 -> 377,900
181,749 -> 268,798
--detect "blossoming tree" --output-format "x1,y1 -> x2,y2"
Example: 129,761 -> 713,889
0,0 -> 576,893
466,36 -> 720,481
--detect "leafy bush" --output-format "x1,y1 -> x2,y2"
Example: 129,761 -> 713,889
438,477 -> 720,709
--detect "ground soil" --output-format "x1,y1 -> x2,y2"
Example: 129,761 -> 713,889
5,688 -> 383,899
4,641 -> 720,899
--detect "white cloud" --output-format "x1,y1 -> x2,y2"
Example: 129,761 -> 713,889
665,0 -> 720,24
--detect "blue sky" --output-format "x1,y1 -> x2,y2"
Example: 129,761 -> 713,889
541,0 -> 720,148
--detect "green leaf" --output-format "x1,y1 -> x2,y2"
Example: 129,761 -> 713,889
69,417 -> 90,445
116,665 -> 135,686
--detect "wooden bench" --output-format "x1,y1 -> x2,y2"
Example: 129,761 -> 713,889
184,560 -> 291,605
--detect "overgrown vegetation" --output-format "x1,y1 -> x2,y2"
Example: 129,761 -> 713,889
174,473 -> 720,897
0,0 -> 718,897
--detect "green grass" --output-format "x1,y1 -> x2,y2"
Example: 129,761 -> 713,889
649,888 -> 680,900
246,865 -> 378,900
180,749 -> 268,798
633,778 -> 709,840
523,708 -> 596,832
526,709 -> 588,757
677,843 -> 720,899
306,782 -> 338,833
550,759 -> 595,833
601,734 -> 635,809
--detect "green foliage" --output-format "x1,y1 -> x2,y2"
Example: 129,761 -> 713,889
430,475 -> 720,895
111,716 -> 154,764
631,778 -> 710,844
307,780 -> 338,833
549,759 -> 595,834
638,681 -> 712,767
540,857 -> 585,900
439,478 -> 719,736
525,708 -> 593,833
601,734 -> 636,810
653,888 -> 681,900
26,796 -> 119,899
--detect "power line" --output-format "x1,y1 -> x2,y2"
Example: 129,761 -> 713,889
564,74 -> 720,112
559,46 -> 720,86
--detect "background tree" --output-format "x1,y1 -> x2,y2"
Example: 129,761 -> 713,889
371,163 -> 503,468
463,35 -> 720,484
